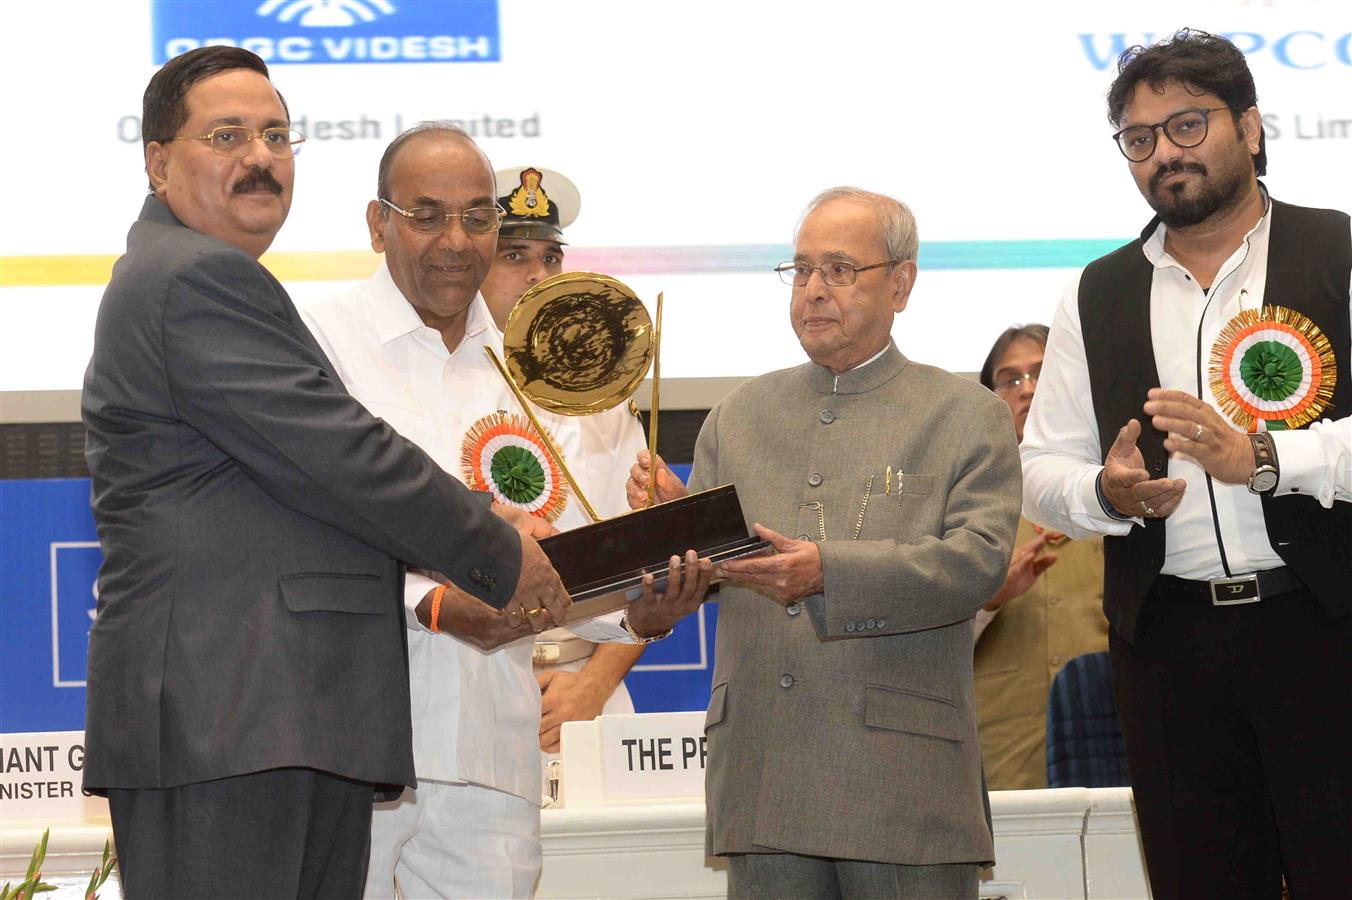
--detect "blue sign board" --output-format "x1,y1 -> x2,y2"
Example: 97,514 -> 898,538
0,480 -> 99,733
152,0 -> 501,65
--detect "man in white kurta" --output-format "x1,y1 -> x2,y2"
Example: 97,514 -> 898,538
299,125 -> 669,899
303,260 -> 645,898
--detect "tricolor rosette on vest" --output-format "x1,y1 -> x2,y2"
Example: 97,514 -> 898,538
461,411 -> 570,522
1209,306 -> 1337,431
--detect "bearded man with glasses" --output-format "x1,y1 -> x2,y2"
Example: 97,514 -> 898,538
82,48 -> 570,897
629,187 -> 1021,899
1021,28 -> 1352,899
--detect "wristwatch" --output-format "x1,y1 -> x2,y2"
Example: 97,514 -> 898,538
619,613 -> 672,645
1247,432 -> 1279,494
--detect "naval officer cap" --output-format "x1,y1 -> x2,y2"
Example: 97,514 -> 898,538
495,165 -> 581,244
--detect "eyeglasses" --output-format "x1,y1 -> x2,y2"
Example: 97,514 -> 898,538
1111,107 -> 1231,162
992,367 -> 1040,395
378,198 -> 507,234
166,126 -> 305,159
774,259 -> 898,287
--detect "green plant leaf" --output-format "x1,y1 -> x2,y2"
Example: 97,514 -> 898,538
24,829 -> 50,882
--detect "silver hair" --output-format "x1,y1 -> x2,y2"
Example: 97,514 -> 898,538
796,187 -> 919,263
375,120 -> 493,208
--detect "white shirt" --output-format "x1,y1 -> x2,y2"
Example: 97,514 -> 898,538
1022,200 -> 1352,580
299,262 -> 642,800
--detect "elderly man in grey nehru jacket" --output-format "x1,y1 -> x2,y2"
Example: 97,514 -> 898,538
629,187 -> 1021,899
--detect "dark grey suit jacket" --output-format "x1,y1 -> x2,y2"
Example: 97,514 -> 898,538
692,344 -> 1021,865
81,197 -> 520,792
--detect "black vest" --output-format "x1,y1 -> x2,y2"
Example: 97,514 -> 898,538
1078,197 -> 1351,641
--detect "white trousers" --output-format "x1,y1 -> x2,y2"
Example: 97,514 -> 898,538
364,780 -> 542,900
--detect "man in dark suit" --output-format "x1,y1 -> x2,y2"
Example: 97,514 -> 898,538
81,46 -> 570,898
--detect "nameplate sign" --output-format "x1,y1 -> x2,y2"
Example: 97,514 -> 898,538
0,731 -> 105,822
599,711 -> 707,802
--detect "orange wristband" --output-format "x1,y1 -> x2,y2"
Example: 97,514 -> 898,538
429,585 -> 447,634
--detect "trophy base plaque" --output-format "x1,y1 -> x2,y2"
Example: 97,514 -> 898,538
538,484 -> 770,623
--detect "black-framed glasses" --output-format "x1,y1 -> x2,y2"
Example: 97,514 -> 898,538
774,259 -> 898,287
167,126 -> 305,159
378,198 -> 507,234
1111,107 -> 1232,162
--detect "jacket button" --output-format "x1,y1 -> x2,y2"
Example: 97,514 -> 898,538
819,409 -> 836,424
866,618 -> 877,629
797,533 -> 811,541
876,617 -> 887,629
808,472 -> 823,486
845,621 -> 856,633
786,602 -> 802,617
780,674 -> 795,689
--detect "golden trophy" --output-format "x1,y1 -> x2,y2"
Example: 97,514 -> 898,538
484,271 -> 663,522
483,271 -> 768,621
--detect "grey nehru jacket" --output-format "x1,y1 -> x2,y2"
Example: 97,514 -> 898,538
691,341 -> 1021,865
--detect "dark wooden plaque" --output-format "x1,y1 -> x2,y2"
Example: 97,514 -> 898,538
538,484 -> 770,622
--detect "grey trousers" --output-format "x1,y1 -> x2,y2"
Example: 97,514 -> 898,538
107,767 -> 374,899
728,852 -> 978,900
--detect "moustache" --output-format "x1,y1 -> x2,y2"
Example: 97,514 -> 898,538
1150,160 -> 1207,193
233,169 -> 284,195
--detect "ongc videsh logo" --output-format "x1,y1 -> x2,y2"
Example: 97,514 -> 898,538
153,0 -> 500,65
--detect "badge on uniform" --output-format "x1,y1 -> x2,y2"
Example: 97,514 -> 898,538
1208,305 -> 1337,431
461,410 -> 570,521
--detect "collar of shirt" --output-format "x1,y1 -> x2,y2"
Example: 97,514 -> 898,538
806,341 -> 908,395
367,260 -> 494,358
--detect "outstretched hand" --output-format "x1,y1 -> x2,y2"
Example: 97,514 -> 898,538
624,549 -> 714,637
715,523 -> 822,606
1100,418 -> 1186,519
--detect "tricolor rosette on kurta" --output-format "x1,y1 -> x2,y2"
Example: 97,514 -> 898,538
461,411 -> 569,522
1209,306 -> 1336,431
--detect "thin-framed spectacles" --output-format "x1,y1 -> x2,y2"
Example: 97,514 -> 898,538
378,195 -> 508,232
992,367 -> 1040,395
166,126 -> 305,159
774,259 -> 898,287
378,198 -> 507,234
1111,107 -> 1232,162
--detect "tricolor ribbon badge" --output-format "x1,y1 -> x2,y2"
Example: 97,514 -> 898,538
1209,306 -> 1336,431
461,411 -> 570,521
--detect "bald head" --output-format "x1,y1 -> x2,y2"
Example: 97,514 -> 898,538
376,121 -> 494,203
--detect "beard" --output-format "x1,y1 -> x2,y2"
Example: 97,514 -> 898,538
1144,147 -> 1251,228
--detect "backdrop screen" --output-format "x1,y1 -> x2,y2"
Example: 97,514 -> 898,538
1,0 -> 1348,391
